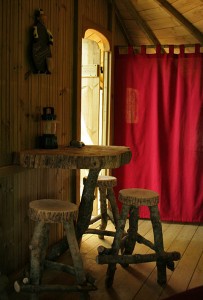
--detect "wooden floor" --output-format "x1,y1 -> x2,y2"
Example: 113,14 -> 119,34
9,219 -> 203,300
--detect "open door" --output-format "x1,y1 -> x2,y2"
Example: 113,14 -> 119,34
80,34 -> 111,216
81,38 -> 101,146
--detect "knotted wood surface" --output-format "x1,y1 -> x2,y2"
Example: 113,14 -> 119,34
29,199 -> 78,223
83,175 -> 117,188
17,145 -> 132,169
119,188 -> 159,206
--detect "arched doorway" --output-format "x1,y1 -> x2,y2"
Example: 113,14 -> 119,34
80,29 -> 112,216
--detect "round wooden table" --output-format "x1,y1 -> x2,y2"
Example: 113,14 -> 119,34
18,145 -> 132,247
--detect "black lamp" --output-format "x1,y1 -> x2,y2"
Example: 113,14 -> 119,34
39,107 -> 58,149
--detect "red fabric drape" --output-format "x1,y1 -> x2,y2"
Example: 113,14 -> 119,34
113,45 -> 203,223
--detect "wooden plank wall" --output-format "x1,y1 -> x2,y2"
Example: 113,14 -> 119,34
0,0 -> 75,275
0,0 -> 125,276
81,0 -> 110,29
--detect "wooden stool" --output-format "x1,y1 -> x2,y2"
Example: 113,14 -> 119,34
14,199 -> 96,299
96,188 -> 181,287
84,175 -> 119,239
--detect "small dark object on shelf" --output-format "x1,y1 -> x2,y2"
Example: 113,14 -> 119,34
69,140 -> 85,148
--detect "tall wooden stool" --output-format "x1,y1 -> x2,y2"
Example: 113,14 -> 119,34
14,199 -> 96,299
84,175 -> 119,239
96,188 -> 181,287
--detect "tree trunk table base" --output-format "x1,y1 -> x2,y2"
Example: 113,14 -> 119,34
16,146 -> 132,259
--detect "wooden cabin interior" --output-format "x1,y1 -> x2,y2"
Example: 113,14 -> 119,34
0,0 -> 203,299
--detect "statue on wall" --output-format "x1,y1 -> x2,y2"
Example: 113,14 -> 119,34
31,9 -> 53,74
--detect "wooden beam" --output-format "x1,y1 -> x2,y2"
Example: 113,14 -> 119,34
129,43 -> 203,49
111,0 -> 134,45
156,0 -> 203,44
124,0 -> 163,48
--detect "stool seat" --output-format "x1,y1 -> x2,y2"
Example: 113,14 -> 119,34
119,188 -> 159,206
29,199 -> 78,223
95,176 -> 117,188
83,175 -> 117,188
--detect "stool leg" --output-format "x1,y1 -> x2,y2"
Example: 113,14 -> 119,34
64,217 -> 89,299
29,222 -> 49,299
39,224 -> 50,274
121,206 -> 139,267
149,205 -> 166,285
106,187 -> 119,228
105,204 -> 129,288
98,187 -> 108,239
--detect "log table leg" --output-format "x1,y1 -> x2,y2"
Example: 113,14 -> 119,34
46,168 -> 100,260
76,168 -> 100,241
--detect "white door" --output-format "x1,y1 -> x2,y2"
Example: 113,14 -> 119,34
80,38 -> 111,216
81,39 -> 101,146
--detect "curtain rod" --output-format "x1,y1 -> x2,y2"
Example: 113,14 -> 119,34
118,44 -> 203,48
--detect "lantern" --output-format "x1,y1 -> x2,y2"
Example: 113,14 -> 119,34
39,107 -> 58,149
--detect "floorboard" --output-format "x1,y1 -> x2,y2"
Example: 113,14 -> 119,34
8,221 -> 203,300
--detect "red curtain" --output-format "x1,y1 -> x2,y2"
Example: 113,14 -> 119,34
113,45 -> 203,223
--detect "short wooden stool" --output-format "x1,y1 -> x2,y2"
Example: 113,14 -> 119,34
84,175 -> 119,239
97,188 -> 181,287
14,199 -> 96,299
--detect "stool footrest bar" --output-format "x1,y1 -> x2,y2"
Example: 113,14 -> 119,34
85,228 -> 116,237
89,214 -> 102,225
44,260 -> 76,276
96,251 -> 181,265
14,282 -> 97,293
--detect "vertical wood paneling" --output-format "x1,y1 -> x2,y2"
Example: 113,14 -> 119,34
0,0 -> 120,276
1,0 -> 9,165
0,0 -> 75,275
81,0 -> 109,28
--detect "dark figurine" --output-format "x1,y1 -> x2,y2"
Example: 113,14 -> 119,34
32,8 -> 53,74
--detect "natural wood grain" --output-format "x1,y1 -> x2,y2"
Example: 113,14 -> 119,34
156,0 -> 203,43
1,0 -> 203,284
16,146 -> 131,253
119,188 -> 159,206
8,221 -> 203,300
28,199 -> 78,223
0,0 -> 77,276
17,145 -> 132,170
